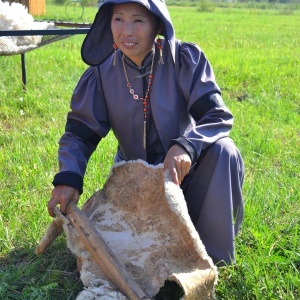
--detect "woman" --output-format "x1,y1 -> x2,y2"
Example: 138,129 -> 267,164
48,0 -> 244,266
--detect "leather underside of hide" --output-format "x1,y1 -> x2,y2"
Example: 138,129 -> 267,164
64,160 -> 217,299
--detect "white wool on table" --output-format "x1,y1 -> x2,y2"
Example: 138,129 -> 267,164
0,0 -> 55,54
0,1 -> 33,31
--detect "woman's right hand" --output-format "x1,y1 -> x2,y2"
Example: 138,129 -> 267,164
47,185 -> 80,218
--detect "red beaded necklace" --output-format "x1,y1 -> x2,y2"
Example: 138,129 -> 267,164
122,49 -> 155,149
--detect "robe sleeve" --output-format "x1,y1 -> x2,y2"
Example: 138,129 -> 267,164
52,67 -> 111,193
170,42 -> 233,164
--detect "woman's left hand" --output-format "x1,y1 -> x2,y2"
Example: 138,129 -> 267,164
164,144 -> 191,185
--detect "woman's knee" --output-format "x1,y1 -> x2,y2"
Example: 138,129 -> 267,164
202,138 -> 244,180
206,138 -> 241,160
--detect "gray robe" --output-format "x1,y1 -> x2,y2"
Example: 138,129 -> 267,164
53,41 -> 244,266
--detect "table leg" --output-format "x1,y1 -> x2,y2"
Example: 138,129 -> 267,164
21,53 -> 26,91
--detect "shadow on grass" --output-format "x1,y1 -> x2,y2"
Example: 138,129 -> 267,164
0,236 -> 83,300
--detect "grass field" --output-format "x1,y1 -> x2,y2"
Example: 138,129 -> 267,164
0,1 -> 299,299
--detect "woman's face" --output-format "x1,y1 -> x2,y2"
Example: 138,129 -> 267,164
111,3 -> 159,66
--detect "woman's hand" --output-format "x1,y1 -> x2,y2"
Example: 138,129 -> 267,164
47,185 -> 80,217
164,144 -> 192,185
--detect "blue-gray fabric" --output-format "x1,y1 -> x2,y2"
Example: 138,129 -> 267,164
57,42 -> 231,174
181,138 -> 244,265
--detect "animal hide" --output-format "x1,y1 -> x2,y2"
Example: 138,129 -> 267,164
40,160 -> 218,299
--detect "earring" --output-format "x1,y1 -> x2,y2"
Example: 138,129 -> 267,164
113,43 -> 118,66
156,38 -> 164,65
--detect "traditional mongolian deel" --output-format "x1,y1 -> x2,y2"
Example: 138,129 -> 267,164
37,160 -> 218,299
51,0 -> 244,267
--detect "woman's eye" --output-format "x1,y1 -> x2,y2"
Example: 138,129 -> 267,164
114,17 -> 122,22
135,19 -> 144,23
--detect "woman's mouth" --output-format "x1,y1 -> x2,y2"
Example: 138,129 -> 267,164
122,42 -> 137,48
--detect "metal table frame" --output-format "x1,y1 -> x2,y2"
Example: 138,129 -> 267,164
0,24 -> 90,90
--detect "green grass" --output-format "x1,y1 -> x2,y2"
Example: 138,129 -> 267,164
0,2 -> 299,299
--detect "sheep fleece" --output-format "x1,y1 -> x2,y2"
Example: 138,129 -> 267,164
64,160 -> 217,299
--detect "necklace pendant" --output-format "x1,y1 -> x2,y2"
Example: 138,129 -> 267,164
143,120 -> 146,149
122,50 -> 155,150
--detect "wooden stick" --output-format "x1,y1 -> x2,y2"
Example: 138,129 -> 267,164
66,201 -> 149,300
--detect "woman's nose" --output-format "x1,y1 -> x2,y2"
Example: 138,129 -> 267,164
122,22 -> 134,36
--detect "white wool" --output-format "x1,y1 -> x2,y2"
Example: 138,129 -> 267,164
76,285 -> 127,300
0,1 -> 33,31
0,0 -> 55,54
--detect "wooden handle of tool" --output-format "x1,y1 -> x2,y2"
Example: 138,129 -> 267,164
67,201 -> 148,300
